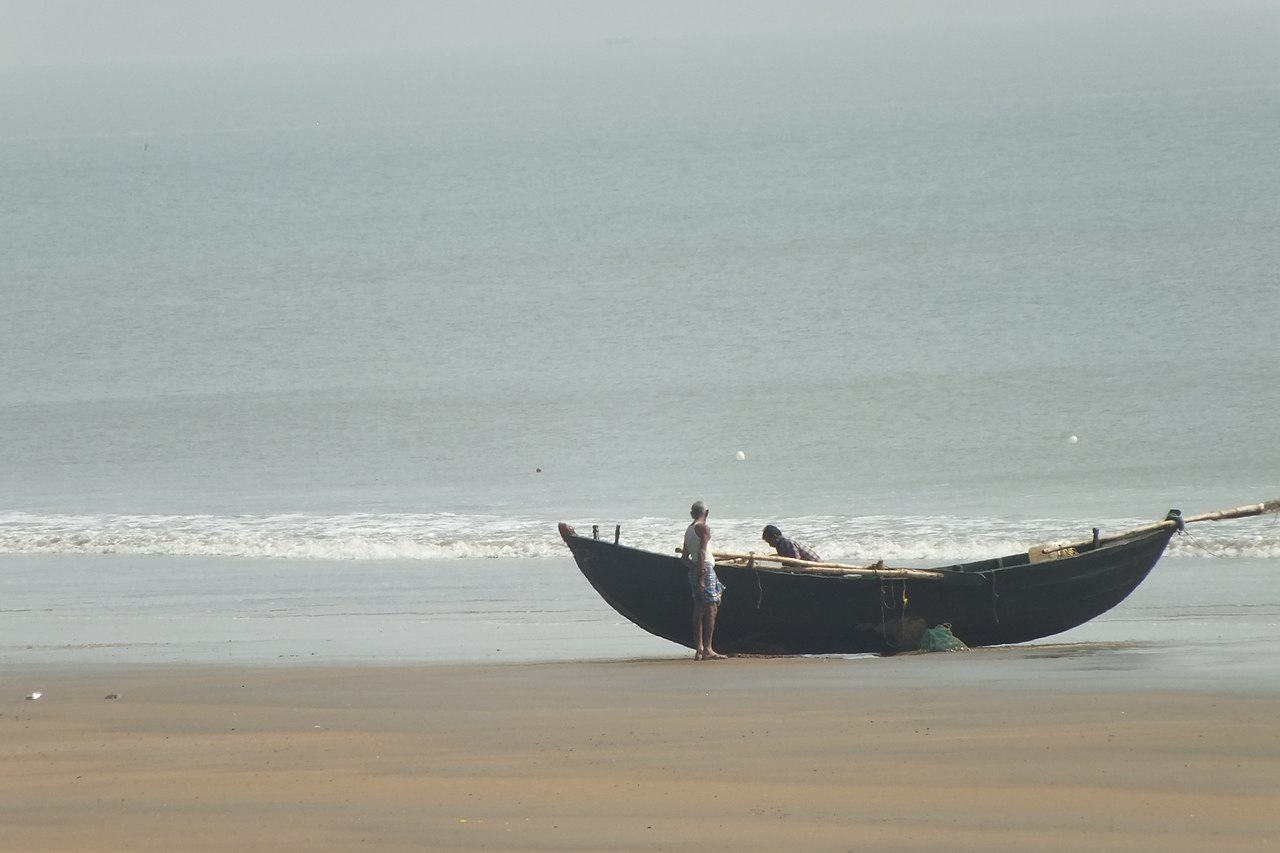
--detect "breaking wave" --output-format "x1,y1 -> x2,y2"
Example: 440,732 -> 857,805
1,510 -> 1277,562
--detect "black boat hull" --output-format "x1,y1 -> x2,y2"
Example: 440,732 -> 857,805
562,525 -> 1175,655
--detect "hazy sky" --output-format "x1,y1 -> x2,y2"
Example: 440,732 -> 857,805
1,0 -> 1262,69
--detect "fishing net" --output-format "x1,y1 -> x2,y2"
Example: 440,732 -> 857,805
918,623 -> 968,652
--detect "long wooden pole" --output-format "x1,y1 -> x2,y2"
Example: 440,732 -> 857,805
674,498 -> 1279,573
680,548 -> 949,581
1182,499 -> 1280,524
1037,497 -> 1280,556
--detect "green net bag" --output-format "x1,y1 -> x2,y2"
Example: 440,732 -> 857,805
918,623 -> 968,652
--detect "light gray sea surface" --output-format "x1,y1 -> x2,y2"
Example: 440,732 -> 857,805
2,8 -> 1277,678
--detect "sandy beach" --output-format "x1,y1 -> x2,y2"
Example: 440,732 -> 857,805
5,1 -> 1278,849
3,653 -> 1276,852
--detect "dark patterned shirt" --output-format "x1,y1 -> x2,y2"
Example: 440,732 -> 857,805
774,536 -> 821,562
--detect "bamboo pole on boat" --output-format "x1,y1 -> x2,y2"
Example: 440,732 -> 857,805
1035,497 -> 1280,558
679,548 -> 949,581
1182,498 -> 1280,524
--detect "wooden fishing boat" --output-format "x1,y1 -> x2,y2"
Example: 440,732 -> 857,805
558,500 -> 1279,656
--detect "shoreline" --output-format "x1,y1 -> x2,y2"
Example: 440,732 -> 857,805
4,657 -> 1278,852
4,552 -> 1277,679
8,635 -> 1280,695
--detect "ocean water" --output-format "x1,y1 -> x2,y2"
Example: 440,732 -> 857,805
2,9 -> 1278,675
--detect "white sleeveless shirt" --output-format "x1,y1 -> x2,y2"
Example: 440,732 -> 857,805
684,522 -> 710,567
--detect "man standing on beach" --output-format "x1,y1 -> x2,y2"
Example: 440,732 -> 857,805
683,500 -> 725,660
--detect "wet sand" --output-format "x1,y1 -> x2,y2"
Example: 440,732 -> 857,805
2,655 -> 1277,852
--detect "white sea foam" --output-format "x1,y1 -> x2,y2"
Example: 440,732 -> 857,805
1,511 -> 1276,562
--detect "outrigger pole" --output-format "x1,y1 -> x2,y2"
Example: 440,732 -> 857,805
1036,497 -> 1280,558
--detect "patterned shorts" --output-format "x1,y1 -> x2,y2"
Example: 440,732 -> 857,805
689,562 -> 724,605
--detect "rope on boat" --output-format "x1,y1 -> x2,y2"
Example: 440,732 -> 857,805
990,568 -> 1000,624
878,578 -> 909,652
1180,529 -> 1232,559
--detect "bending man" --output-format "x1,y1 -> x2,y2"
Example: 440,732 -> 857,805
761,524 -> 822,562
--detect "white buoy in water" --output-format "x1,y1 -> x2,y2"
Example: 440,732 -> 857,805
736,450 -> 746,461
1068,435 -> 1079,444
